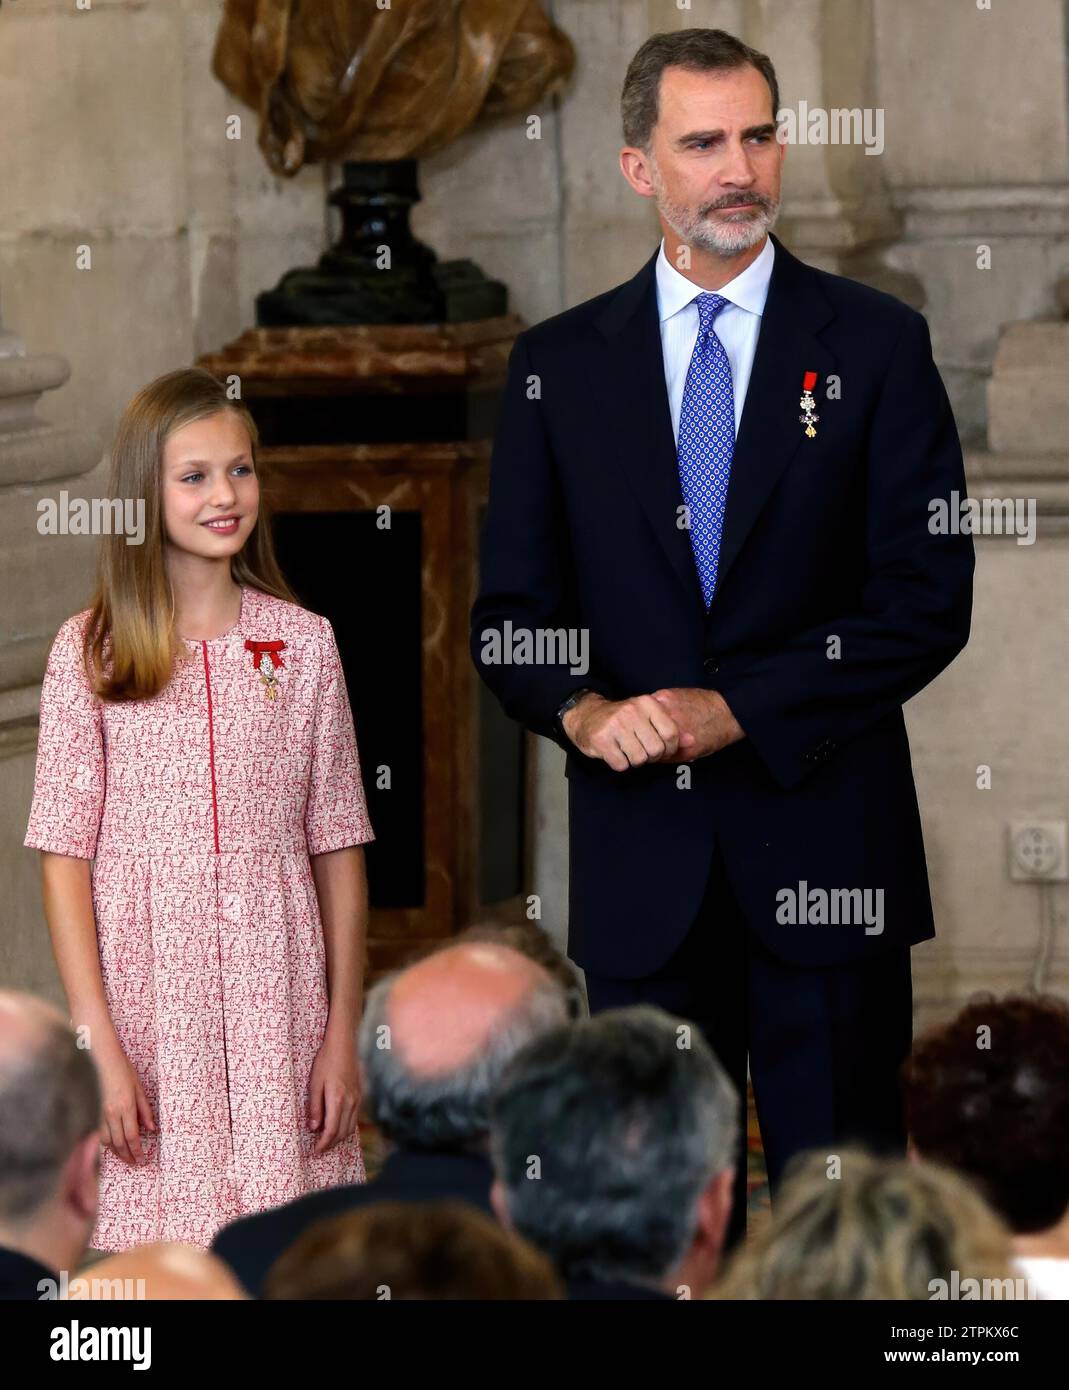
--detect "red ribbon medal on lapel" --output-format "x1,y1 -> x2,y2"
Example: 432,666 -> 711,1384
244,639 -> 286,701
799,371 -> 820,439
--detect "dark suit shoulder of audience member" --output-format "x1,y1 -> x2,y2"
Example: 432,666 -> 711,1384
211,1147 -> 495,1298
566,1274 -> 676,1300
0,1246 -> 59,1301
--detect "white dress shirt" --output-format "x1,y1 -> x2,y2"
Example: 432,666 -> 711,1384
655,234 -> 775,442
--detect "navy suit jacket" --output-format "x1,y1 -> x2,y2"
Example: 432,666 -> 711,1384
0,1246 -> 58,1301
211,1147 -> 495,1298
470,234 -> 974,977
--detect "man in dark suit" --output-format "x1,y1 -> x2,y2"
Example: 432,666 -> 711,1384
470,29 -> 973,1244
211,940 -> 569,1296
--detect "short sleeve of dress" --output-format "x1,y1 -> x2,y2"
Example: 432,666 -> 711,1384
24,614 -> 106,859
303,615 -> 375,856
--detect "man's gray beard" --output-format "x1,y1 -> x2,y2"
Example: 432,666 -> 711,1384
654,186 -> 780,257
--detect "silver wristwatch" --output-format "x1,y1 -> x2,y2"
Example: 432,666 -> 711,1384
555,687 -> 594,740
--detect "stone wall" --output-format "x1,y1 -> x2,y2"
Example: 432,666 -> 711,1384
3,0 -> 1068,1025
0,0 -> 328,1004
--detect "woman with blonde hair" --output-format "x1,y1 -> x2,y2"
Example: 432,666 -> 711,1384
712,1148 -> 1016,1300
25,367 -> 374,1250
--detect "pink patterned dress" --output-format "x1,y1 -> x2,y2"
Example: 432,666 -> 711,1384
24,585 -> 374,1250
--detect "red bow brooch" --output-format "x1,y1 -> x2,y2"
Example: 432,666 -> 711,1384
244,639 -> 286,701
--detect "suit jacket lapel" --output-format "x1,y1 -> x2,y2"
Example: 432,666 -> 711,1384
709,234 -> 836,611
588,248 -> 706,618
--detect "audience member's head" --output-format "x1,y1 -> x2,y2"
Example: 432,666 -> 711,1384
489,1004 -> 738,1298
902,993 -> 1069,1239
263,1200 -> 562,1300
454,922 -> 585,1019
85,1243 -> 248,1299
358,941 -> 570,1155
713,1149 -> 1014,1300
0,991 -> 101,1284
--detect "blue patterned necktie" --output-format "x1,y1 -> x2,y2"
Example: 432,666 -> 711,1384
677,292 -> 735,607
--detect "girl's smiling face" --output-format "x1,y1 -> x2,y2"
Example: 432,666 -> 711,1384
161,409 -> 259,559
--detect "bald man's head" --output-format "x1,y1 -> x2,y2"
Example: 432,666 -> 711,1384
359,943 -> 570,1153
388,943 -> 554,1076
0,990 -> 67,1060
88,1243 -> 248,1300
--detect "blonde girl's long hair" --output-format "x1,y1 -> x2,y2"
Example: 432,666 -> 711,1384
84,367 -> 299,702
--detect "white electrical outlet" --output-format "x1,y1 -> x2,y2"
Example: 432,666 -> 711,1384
1009,821 -> 1069,882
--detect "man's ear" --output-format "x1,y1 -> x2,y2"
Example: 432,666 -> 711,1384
489,1176 -> 512,1229
692,1166 -> 736,1253
67,1129 -> 102,1224
619,146 -> 657,199
710,1166 -> 736,1245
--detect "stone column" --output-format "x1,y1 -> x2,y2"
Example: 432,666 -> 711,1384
747,0 -> 920,302
0,304 -> 103,1003
873,0 -> 1069,444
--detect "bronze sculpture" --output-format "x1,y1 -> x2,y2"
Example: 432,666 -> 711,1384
213,0 -> 575,178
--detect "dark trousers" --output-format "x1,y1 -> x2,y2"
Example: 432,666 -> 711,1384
582,846 -> 914,1251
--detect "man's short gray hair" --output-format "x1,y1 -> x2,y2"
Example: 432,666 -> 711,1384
0,1014 -> 100,1224
358,967 -> 569,1153
489,1005 -> 739,1284
622,28 -> 781,152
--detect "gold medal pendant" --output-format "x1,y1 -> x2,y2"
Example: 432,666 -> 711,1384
260,670 -> 279,701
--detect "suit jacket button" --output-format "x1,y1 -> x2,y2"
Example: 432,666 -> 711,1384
704,657 -> 719,674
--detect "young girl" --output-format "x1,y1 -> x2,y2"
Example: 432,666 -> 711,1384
24,367 -> 374,1250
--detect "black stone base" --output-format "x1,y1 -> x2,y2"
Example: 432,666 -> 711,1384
255,159 -> 509,326
256,257 -> 508,327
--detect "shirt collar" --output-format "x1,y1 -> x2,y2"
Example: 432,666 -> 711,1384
655,233 -> 775,323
